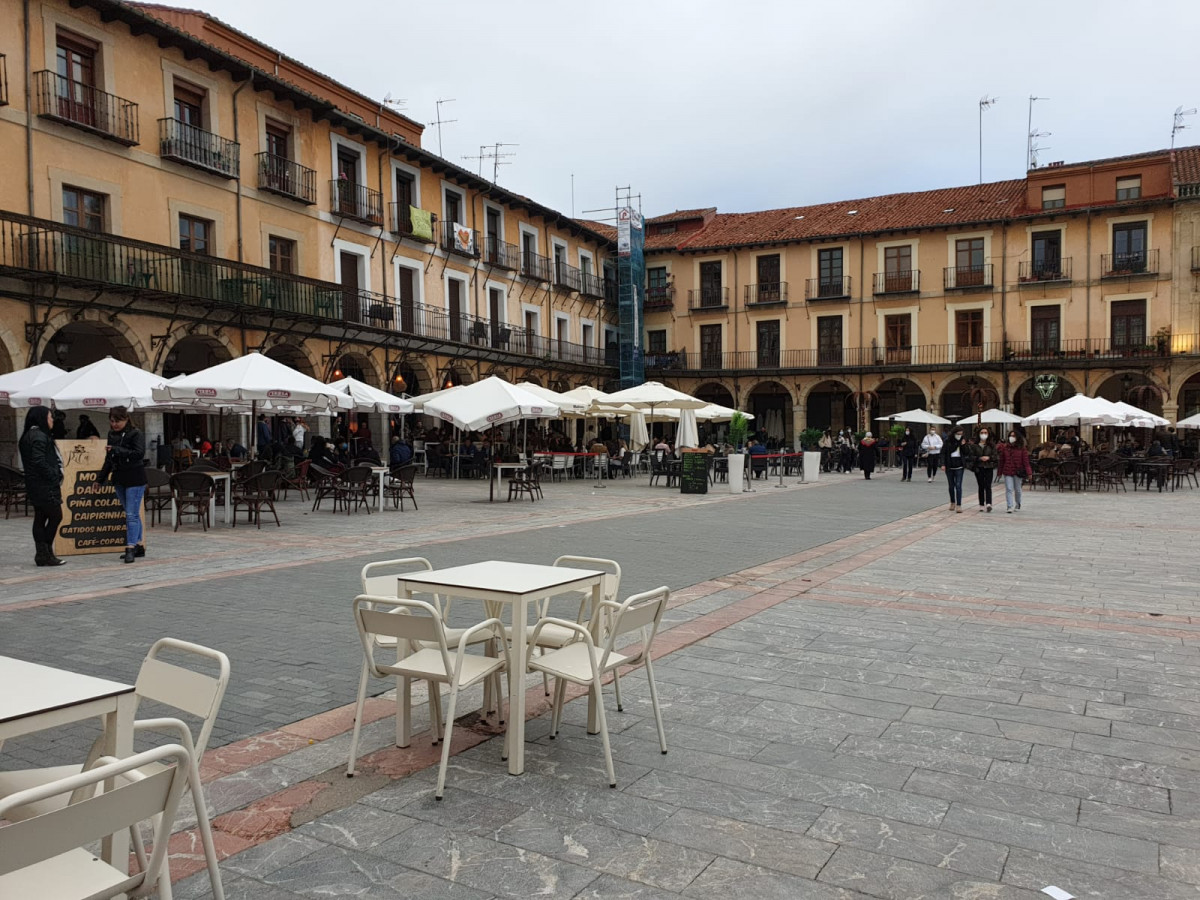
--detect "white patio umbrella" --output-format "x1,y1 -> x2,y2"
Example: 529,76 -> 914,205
1108,400 -> 1168,428
1021,393 -> 1125,427
696,404 -> 754,423
407,383 -> 464,414
676,409 -> 700,449
8,357 -> 166,410
630,412 -> 650,448
153,352 -> 352,412
557,384 -> 616,413
0,362 -> 66,406
954,408 -> 1024,426
515,382 -> 586,414
327,377 -> 414,414
875,408 -> 952,425
1176,412 -> 1200,429
421,376 -> 560,432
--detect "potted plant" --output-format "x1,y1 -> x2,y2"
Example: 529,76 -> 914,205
728,411 -> 749,452
798,427 -> 824,451
797,426 -> 825,483
1155,326 -> 1171,355
726,412 -> 749,493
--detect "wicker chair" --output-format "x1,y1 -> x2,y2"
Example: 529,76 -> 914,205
279,458 -> 310,501
231,470 -> 282,528
333,465 -> 374,514
170,471 -> 214,532
0,464 -> 29,519
143,467 -> 174,527
383,464 -> 419,510
309,463 -> 340,511
507,461 -> 544,502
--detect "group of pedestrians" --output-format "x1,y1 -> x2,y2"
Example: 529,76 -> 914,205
939,426 -> 1033,514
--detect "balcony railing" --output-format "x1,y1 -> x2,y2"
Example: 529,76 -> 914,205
745,282 -> 788,305
944,264 -> 993,290
873,270 -> 920,294
554,260 -> 582,292
0,54 -> 8,107
1101,249 -> 1158,278
805,276 -> 851,300
521,250 -> 552,282
483,235 -> 519,269
1018,258 -> 1072,284
32,70 -> 139,146
688,287 -> 729,311
644,285 -> 674,310
256,153 -> 316,204
159,118 -> 239,178
389,204 -> 435,242
0,210 -> 607,367
441,220 -> 480,258
580,271 -> 605,299
330,180 -> 383,226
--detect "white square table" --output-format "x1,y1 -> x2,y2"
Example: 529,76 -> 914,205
490,462 -> 527,501
397,561 -> 603,775
369,466 -> 389,511
0,655 -> 136,874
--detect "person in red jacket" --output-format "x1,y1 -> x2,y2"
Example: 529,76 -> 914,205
998,429 -> 1034,513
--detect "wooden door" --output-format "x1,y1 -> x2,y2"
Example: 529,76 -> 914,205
817,316 -> 842,365
448,279 -> 463,342
340,251 -> 360,323
397,266 -> 415,333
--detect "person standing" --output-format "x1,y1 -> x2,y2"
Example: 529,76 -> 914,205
940,426 -> 966,512
859,432 -> 878,480
255,414 -> 272,457
75,414 -> 100,440
966,428 -> 998,512
292,417 -> 308,451
18,406 -> 66,567
920,428 -> 943,483
99,407 -> 147,564
998,430 -> 1033,513
900,427 -> 918,482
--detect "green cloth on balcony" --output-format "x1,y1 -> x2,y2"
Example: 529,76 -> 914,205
410,207 -> 433,241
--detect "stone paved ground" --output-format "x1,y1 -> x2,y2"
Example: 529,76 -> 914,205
3,466 -> 1200,899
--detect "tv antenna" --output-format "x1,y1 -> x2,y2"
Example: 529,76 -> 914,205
978,95 -> 997,184
465,143 -> 518,183
462,145 -> 489,178
432,98 -> 457,157
1026,95 -> 1048,170
1172,105 -> 1197,149
581,186 -> 642,223
382,93 -> 406,110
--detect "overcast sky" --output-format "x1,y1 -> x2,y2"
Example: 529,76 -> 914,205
156,0 -> 1200,219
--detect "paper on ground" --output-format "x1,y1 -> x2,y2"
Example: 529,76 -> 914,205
1041,888 -> 1074,900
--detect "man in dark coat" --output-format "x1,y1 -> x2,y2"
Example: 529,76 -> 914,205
859,432 -> 879,480
75,414 -> 100,439
18,405 -> 66,566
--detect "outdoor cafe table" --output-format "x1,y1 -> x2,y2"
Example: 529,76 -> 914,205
369,465 -> 389,510
490,462 -> 526,501
170,470 -> 232,528
1130,458 -> 1173,492
0,655 -> 135,873
396,561 -> 604,775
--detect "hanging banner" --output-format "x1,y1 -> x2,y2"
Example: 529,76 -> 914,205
616,207 -> 645,388
53,438 -> 143,556
453,223 -> 474,254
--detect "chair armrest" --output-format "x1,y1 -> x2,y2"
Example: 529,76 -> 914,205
453,617 -> 507,679
528,617 -> 593,666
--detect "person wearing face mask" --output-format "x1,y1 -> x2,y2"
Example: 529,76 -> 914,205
964,428 -> 997,512
920,427 -> 943,483
899,426 -> 919,482
998,429 -> 1033,512
940,426 -> 967,512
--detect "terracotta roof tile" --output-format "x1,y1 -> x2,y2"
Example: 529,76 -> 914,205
573,219 -> 617,240
1174,147 -> 1200,186
647,208 -> 716,224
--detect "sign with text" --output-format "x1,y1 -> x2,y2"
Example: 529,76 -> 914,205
679,451 -> 709,495
53,438 -> 142,556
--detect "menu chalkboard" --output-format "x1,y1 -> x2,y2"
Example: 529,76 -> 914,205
679,451 -> 709,494
52,438 -> 142,556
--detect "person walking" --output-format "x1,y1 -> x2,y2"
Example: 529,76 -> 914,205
858,431 -> 878,480
965,428 -> 998,512
899,427 -> 918,482
99,406 -> 147,564
940,426 -> 967,512
998,429 -> 1033,513
75,414 -> 100,439
18,406 -> 66,567
920,428 -> 943,482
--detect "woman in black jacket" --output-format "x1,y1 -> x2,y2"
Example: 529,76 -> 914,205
940,426 -> 967,513
900,427 -> 919,482
17,405 -> 66,566
964,428 -> 998,512
98,406 -> 147,563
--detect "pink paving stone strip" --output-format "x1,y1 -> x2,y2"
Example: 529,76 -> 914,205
199,730 -> 312,782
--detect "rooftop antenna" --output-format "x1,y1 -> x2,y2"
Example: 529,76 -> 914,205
1026,95 -> 1048,170
375,93 -> 406,128
432,98 -> 457,157
462,145 -> 488,178
979,95 -> 997,184
486,142 -> 518,184
1172,105 -> 1197,149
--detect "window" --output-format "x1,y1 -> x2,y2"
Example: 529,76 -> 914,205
524,309 -> 539,354
883,245 -> 912,292
173,80 -> 205,127
1041,185 -> 1065,210
395,172 -> 416,232
756,254 -> 781,301
647,266 -> 668,299
1031,305 -> 1060,353
62,186 -> 105,232
265,120 -> 290,160
55,31 -> 97,126
1116,176 -> 1141,201
1030,230 -> 1062,279
818,247 -> 843,296
1111,299 -> 1146,350
268,235 -> 295,274
955,309 -> 984,361
817,316 -> 842,365
444,189 -> 463,225
1112,221 -> 1148,272
954,238 -> 986,286
885,314 -> 911,363
647,329 -> 667,354
179,214 -> 211,255
699,260 -> 723,306
581,322 -> 594,349
756,320 -> 780,367
336,147 -> 359,185
699,324 -> 722,368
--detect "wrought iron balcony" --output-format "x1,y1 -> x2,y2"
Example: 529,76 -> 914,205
33,70 -> 139,146
554,260 -> 582,292
805,276 -> 851,300
644,285 -> 674,310
521,250 -> 552,282
872,270 -> 920,294
745,282 -> 788,305
483,235 -> 519,269
159,118 -> 239,178
1101,249 -> 1158,278
330,180 -> 383,226
389,204 -> 435,241
687,287 -> 729,311
441,220 -> 480,258
0,54 -> 8,107
1018,258 -> 1072,285
943,264 -> 993,291
580,271 -> 605,299
256,153 -> 316,204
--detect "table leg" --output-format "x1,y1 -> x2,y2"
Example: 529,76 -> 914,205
224,477 -> 232,525
100,693 -> 136,873
586,580 -> 602,735
171,498 -> 178,530
508,597 -> 528,775
397,586 -> 412,746
490,467 -> 496,502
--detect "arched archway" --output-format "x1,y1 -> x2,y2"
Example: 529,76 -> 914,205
162,335 -> 233,378
694,381 -> 734,408
746,380 -> 793,446
331,351 -> 378,386
1095,372 -> 1164,416
804,379 -> 854,430
939,375 -> 1000,421
550,376 -> 571,393
265,342 -> 316,377
1179,372 -> 1200,419
873,377 -> 928,418
1012,373 -> 1077,418
43,321 -> 140,371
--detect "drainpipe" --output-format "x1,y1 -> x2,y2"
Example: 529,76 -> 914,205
231,79 -> 247,261
23,0 -> 33,216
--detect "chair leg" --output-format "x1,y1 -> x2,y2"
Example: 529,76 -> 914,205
549,676 -> 567,739
429,680 -> 443,745
435,684 -> 459,800
346,658 -> 371,777
591,671 -> 616,788
644,656 -> 668,754
612,668 -> 623,712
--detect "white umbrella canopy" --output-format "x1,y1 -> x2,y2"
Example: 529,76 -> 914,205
1108,400 -> 1169,428
875,408 -> 952,425
421,376 -> 560,432
602,381 -> 707,410
153,352 -> 351,412
954,408 -> 1024,426
697,404 -> 754,423
677,408 -> 700,448
630,412 -> 650,448
327,377 -> 414,414
557,384 -> 614,411
8,357 -> 165,410
515,382 -> 587,414
0,362 -> 67,406
407,382 -> 464,413
1021,393 -> 1125,427
1176,412 -> 1200,429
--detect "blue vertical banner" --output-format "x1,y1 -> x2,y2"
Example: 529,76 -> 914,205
616,207 -> 645,388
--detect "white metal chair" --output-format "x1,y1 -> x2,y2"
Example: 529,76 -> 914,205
350,595 -> 509,798
0,744 -> 224,900
412,440 -> 427,475
527,586 -> 670,788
